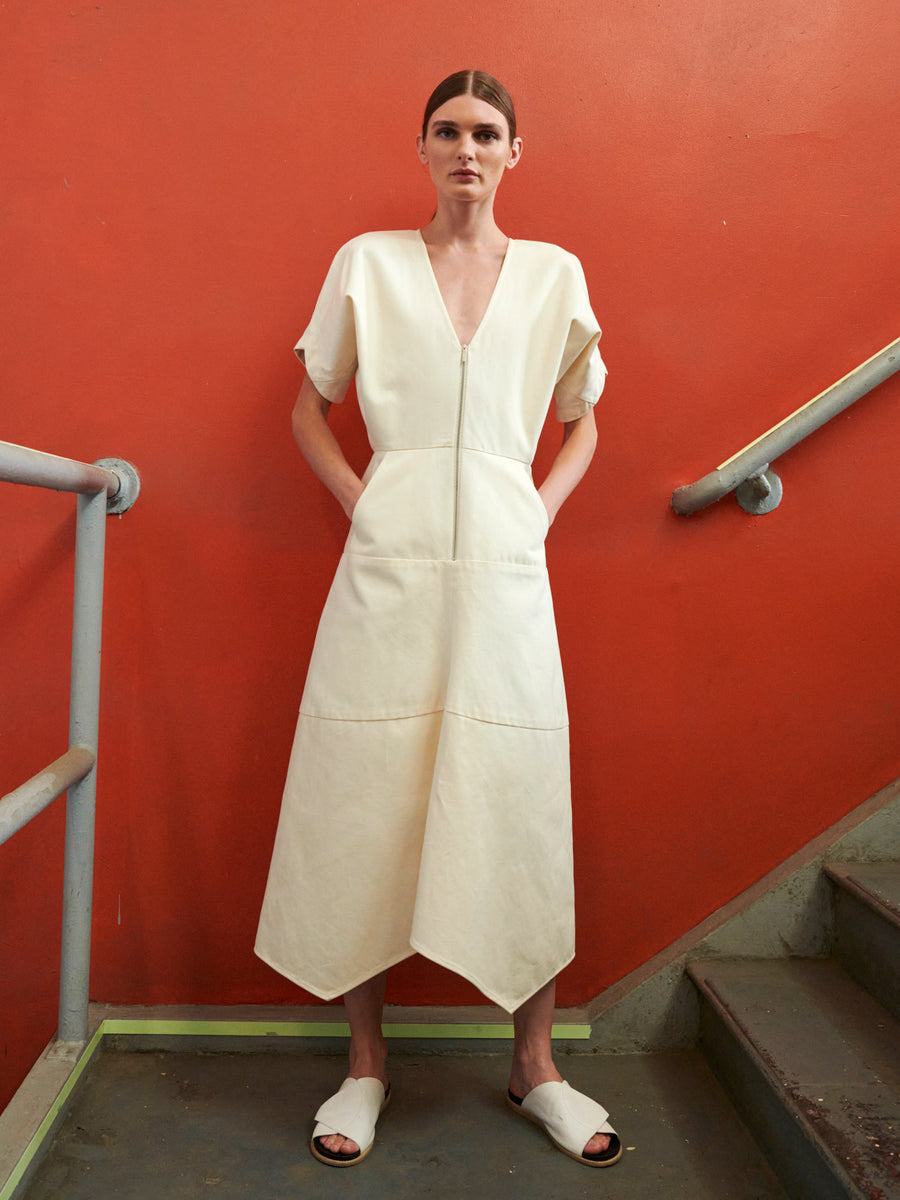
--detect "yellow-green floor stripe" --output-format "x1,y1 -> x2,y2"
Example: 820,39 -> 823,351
99,1019 -> 590,1039
0,1027 -> 104,1200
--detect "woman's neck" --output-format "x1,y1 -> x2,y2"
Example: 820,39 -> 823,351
420,197 -> 506,249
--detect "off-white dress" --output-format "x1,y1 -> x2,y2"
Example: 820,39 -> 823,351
255,230 -> 605,1012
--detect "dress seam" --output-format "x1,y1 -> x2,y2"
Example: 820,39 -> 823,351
344,552 -> 546,570
366,445 -> 533,466
298,708 -> 444,724
297,707 -> 568,732
458,445 -> 532,466
443,709 -> 568,732
367,442 -> 453,452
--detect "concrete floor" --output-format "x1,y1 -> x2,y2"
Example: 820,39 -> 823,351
19,1047 -> 788,1200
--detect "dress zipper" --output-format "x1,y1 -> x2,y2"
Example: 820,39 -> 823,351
451,344 -> 469,562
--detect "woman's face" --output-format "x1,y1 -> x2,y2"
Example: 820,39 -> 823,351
416,94 -> 522,203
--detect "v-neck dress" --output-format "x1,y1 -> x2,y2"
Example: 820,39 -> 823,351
255,229 -> 605,1012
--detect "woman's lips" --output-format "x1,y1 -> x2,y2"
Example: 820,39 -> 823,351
452,169 -> 478,178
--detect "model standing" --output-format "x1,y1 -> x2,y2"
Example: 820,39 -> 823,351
256,69 -> 620,1169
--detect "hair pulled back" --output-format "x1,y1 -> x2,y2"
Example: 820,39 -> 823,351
422,70 -> 517,142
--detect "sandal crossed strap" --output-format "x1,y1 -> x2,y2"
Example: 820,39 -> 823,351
508,1080 -> 622,1167
310,1077 -> 391,1167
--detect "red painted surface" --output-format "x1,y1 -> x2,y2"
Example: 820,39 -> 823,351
2,0 -> 899,1109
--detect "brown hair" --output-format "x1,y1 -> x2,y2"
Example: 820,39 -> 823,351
422,70 -> 517,143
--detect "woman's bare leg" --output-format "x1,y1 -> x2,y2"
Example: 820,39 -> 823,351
508,977 -> 610,1156
317,970 -> 388,1156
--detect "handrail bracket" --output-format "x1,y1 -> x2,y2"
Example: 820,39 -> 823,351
735,465 -> 783,515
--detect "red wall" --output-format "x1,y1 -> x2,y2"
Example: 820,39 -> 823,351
2,0 -> 899,1109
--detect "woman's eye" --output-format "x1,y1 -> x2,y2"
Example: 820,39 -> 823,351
477,131 -> 498,141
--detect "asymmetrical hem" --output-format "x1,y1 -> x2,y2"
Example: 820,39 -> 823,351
406,940 -> 578,1014
254,945 -> 418,1004
256,230 -> 605,1009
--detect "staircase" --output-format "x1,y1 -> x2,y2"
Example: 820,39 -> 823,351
689,861 -> 900,1200
4,849 -> 898,1199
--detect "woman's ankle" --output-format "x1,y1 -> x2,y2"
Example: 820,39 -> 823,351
508,1047 -> 561,1096
348,1038 -> 388,1084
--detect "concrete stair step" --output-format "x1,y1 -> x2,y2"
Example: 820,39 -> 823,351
688,957 -> 900,1200
825,861 -> 900,1022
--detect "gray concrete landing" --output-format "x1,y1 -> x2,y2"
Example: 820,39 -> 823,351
20,1048 -> 787,1200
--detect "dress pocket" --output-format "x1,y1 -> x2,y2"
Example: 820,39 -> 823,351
457,453 -> 549,566
347,452 -> 379,530
529,483 -> 550,537
347,448 -> 455,560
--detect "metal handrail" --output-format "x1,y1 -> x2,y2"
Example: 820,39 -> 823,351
671,335 -> 900,515
0,441 -> 140,1047
0,747 -> 95,845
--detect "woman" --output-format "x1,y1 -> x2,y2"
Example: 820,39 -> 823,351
256,70 -> 620,1169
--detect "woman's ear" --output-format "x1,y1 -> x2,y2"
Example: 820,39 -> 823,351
506,136 -> 523,170
416,133 -> 428,165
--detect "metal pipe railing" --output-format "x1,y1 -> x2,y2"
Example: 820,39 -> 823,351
0,441 -> 120,497
671,335 -> 900,515
0,440 -> 140,1048
57,485 -> 107,1045
0,747 -> 95,846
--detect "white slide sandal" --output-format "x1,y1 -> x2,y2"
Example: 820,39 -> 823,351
507,1080 -> 622,1167
310,1076 -> 391,1166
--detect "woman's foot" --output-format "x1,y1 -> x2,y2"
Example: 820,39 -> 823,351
508,1064 -> 612,1157
506,1079 -> 622,1167
317,1135 -> 360,1156
316,1052 -> 389,1157
317,973 -> 389,1159
311,1076 -> 390,1165
510,977 -> 611,1158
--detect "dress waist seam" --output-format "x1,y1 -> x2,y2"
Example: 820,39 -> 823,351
343,552 -> 547,572
367,444 -> 532,466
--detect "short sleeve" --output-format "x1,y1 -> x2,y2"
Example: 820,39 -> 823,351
553,257 -> 607,422
293,242 -> 359,403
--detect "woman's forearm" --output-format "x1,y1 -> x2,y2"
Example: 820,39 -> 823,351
537,409 -> 598,525
291,374 -> 364,519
